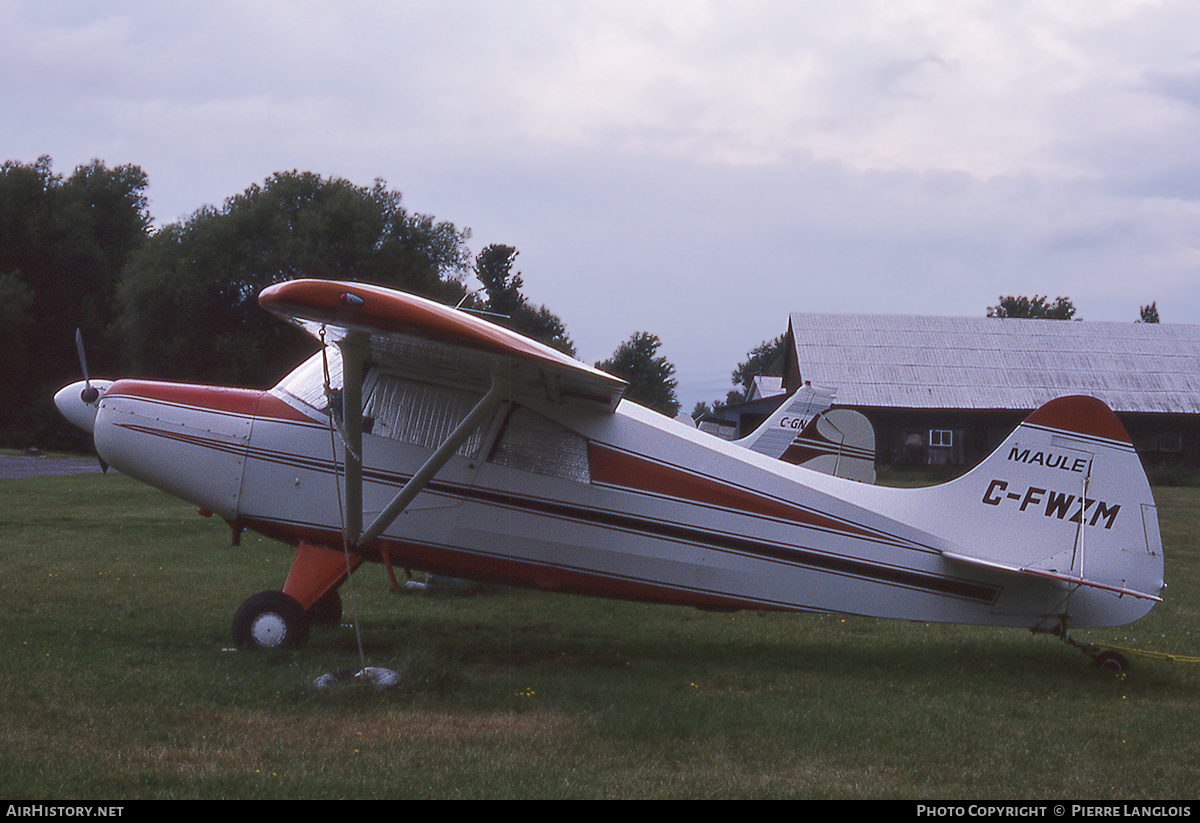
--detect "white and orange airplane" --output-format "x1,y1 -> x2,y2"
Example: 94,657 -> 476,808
55,280 -> 1164,669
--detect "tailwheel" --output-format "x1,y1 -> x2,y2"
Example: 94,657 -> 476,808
232,591 -> 311,651
1046,623 -> 1132,673
1093,650 -> 1130,673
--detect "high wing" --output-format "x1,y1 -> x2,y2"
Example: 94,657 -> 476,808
258,279 -> 627,550
259,279 -> 626,413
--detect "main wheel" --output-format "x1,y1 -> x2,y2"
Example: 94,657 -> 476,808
232,591 -> 310,651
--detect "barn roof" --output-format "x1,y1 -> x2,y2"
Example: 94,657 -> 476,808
786,314 -> 1200,414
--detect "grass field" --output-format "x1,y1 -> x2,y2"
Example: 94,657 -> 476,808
2,471 -> 1198,799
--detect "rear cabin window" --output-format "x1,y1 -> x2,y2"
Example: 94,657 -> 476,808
488,405 -> 591,483
366,372 -> 591,482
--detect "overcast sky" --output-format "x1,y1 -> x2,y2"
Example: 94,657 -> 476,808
5,0 -> 1200,409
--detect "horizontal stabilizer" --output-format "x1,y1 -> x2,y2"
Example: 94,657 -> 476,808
940,550 -> 1162,602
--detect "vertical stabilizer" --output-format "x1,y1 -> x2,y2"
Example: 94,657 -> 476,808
930,396 -> 1163,628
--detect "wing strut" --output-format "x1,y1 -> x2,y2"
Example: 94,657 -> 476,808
354,372 -> 510,550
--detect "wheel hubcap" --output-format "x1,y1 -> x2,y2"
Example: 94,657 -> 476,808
250,612 -> 287,648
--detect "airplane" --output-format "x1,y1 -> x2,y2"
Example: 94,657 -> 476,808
54,279 -> 1164,670
731,384 -> 876,484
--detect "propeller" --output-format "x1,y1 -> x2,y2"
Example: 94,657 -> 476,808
75,328 -> 99,403
71,328 -> 108,472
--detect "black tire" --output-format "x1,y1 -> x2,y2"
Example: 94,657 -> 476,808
232,591 -> 310,651
1094,651 -> 1129,673
308,589 -> 343,626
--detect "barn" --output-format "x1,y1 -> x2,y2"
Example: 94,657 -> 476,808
769,314 -> 1200,470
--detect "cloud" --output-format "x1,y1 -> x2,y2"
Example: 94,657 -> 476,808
4,0 -> 1200,408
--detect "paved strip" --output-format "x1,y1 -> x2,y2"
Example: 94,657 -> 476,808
0,455 -> 105,479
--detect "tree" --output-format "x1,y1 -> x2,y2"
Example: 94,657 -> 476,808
987,295 -> 1076,319
596,332 -> 680,417
470,244 -> 574,355
727,334 -> 788,405
1139,302 -> 1160,323
117,171 -> 472,387
691,334 -> 789,420
0,156 -> 150,447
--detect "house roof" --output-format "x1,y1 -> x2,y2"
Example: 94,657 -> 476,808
748,375 -> 784,401
786,313 -> 1200,414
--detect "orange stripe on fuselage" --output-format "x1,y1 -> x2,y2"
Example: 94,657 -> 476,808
588,443 -> 881,541
242,517 -> 781,612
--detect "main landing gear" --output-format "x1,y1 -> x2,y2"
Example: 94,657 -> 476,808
231,541 -> 359,651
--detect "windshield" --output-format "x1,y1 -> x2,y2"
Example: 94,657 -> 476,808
271,346 -> 343,413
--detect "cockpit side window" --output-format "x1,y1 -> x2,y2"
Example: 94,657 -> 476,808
364,371 -> 486,458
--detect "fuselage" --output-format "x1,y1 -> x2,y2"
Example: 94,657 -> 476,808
61,349 -> 1163,631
